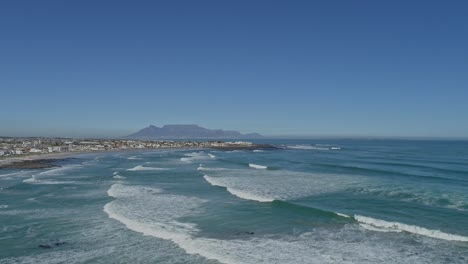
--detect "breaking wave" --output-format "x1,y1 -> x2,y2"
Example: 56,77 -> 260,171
0,171 -> 28,178
21,165 -> 83,185
354,215 -> 468,242
126,165 -> 169,171
203,175 -> 274,202
248,163 -> 268,169
180,152 -> 215,163
22,176 -> 76,185
103,183 -> 465,264
200,167 -> 364,202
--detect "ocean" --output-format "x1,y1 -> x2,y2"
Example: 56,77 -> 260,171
1,139 -> 467,263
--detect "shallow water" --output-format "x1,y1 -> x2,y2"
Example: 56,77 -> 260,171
1,140 -> 467,263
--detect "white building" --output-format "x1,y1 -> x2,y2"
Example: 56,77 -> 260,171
29,148 -> 42,153
48,146 -> 62,153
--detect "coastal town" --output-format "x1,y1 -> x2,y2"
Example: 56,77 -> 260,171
0,137 -> 271,159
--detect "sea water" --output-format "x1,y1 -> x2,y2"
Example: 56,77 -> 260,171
1,140 -> 467,263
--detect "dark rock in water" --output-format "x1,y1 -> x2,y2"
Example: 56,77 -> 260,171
0,159 -> 69,170
38,241 -> 67,249
235,231 -> 255,235
38,244 -> 53,249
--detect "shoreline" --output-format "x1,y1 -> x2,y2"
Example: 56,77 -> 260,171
0,144 -> 277,169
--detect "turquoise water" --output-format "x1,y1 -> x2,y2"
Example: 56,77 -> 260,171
1,140 -> 467,263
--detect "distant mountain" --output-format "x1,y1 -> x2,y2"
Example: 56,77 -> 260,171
127,125 -> 264,139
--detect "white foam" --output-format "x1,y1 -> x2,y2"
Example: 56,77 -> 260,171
253,150 -> 264,152
37,165 -> 83,176
103,184 -> 463,264
106,183 -> 163,198
0,205 -> 8,209
126,165 -> 169,171
128,156 -> 142,160
113,172 -> 118,175
23,176 -> 37,183
23,176 -> 76,185
20,164 -> 83,184
0,171 -> 27,178
197,166 -> 227,171
104,183 -> 204,241
180,152 -> 212,163
355,215 -> 468,242
113,175 -> 126,179
204,175 -> 274,202
201,167 -> 364,202
22,168 -> 79,185
286,145 -> 330,150
248,163 -> 268,169
335,212 -> 351,218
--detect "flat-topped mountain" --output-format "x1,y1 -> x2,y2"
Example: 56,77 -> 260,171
127,125 -> 263,139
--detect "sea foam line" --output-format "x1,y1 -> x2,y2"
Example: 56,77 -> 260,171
285,145 -> 341,151
180,152 -> 214,162
0,171 -> 27,178
354,215 -> 468,242
248,163 -> 268,169
203,175 -> 274,202
197,166 -> 229,171
335,212 -> 351,218
37,164 -> 83,176
22,177 -> 77,185
127,165 -> 169,171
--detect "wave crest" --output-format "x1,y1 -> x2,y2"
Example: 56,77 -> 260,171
355,215 -> 468,242
127,165 -> 169,171
249,163 -> 268,169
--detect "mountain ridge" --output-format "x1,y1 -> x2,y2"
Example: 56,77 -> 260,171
126,124 -> 263,139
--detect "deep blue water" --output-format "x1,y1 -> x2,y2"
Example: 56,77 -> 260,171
1,140 -> 467,263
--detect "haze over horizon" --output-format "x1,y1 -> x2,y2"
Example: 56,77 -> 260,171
1,1 -> 468,138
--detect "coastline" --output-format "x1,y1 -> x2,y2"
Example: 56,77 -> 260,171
0,149 -> 164,169
0,152 -> 76,166
0,143 -> 277,169
0,151 -> 96,169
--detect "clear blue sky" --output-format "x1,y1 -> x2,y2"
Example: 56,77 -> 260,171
1,0 -> 467,138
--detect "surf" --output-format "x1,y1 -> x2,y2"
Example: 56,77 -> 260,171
126,165 -> 169,171
354,215 -> 468,242
248,163 -> 268,169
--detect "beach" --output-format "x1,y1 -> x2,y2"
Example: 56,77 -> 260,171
0,142 -> 275,169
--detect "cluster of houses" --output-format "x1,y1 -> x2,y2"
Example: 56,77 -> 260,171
0,137 -> 256,158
